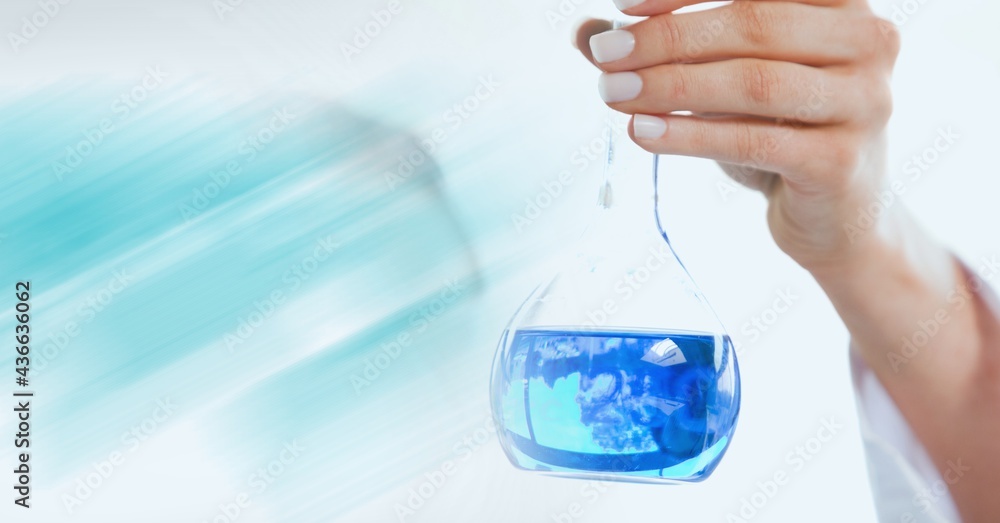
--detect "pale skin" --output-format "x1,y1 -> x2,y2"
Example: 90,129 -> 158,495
575,1 -> 1000,521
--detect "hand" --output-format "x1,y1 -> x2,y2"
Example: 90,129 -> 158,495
576,7 -> 1000,522
575,0 -> 901,272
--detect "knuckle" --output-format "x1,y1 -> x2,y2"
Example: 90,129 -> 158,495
873,18 -> 902,61
816,136 -> 861,177
734,2 -> 776,47
651,14 -> 685,58
733,122 -> 761,164
848,70 -> 893,127
868,79 -> 894,126
741,60 -> 779,106
828,142 -> 856,170
858,17 -> 901,64
688,120 -> 718,157
667,65 -> 690,102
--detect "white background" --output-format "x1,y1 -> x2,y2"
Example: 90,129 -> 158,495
2,0 -> 997,521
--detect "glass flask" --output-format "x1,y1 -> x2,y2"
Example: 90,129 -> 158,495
490,110 -> 741,484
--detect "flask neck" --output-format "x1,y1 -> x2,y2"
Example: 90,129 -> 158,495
586,112 -> 665,247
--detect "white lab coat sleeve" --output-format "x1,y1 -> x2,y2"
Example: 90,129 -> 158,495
850,257 -> 1000,523
850,351 -> 960,522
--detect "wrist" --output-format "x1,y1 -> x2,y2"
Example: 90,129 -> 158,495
791,179 -> 912,278
805,204 -> 957,306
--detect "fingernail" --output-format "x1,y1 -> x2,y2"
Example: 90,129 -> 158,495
599,72 -> 643,103
613,0 -> 645,11
589,30 -> 635,63
633,115 -> 667,139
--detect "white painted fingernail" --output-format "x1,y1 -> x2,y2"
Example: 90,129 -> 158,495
613,0 -> 645,11
633,115 -> 667,139
589,30 -> 635,63
599,72 -> 643,103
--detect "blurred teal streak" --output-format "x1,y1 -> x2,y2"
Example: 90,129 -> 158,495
0,81 -> 522,520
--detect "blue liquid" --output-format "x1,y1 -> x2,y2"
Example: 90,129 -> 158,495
491,329 -> 740,482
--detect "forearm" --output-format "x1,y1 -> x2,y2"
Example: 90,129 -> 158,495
812,205 -> 976,387
574,0 -> 1000,517
808,204 -> 1000,522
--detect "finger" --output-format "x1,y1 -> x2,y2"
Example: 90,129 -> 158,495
615,0 -> 857,18
573,18 -> 614,66
589,3 -> 883,69
598,59 -> 851,124
629,113 -> 856,180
